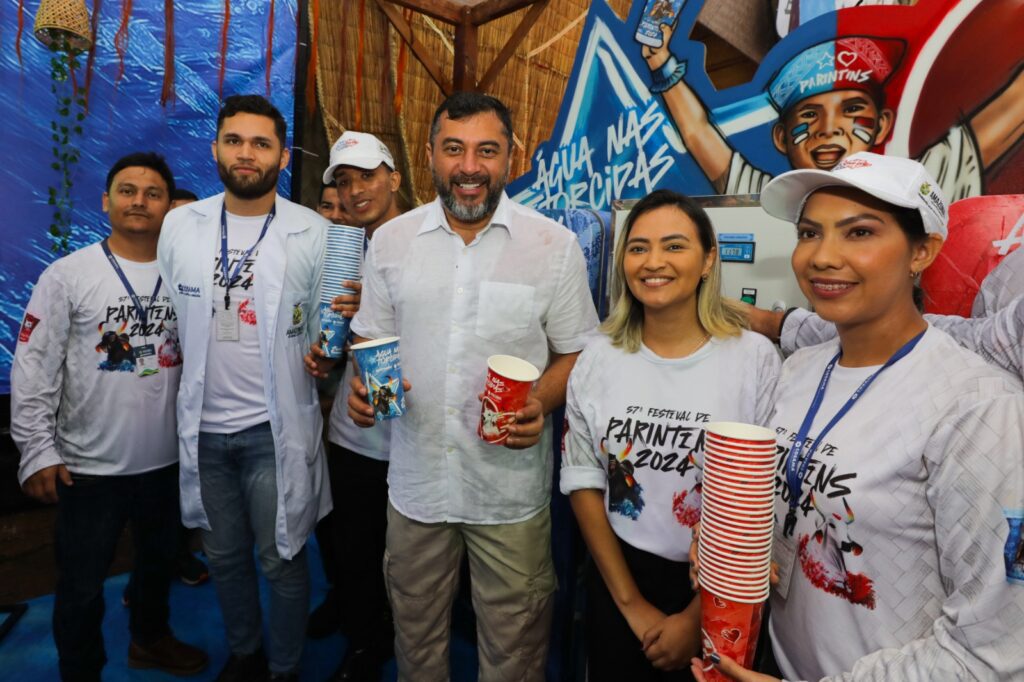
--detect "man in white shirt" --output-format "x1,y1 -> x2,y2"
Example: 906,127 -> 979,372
307,130 -> 404,680
158,95 -> 329,682
12,152 -> 207,681
348,92 -> 599,681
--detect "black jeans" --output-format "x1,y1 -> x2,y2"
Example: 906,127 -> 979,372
325,442 -> 393,648
53,464 -> 179,681
585,537 -> 697,682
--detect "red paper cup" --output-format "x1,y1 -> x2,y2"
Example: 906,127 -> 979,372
700,506 -> 775,534
700,526 -> 773,555
698,571 -> 771,601
699,587 -> 765,680
699,511 -> 774,539
478,355 -> 540,445
705,446 -> 777,465
712,436 -> 774,450
702,493 -> 775,514
701,476 -> 776,498
702,465 -> 777,487
707,421 -> 776,443
699,542 -> 772,575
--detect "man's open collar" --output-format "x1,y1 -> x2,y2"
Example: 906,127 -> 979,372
417,192 -> 514,239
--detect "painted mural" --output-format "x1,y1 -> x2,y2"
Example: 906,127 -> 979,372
0,0 -> 299,393
507,0 -> 1024,318
508,0 -> 1024,209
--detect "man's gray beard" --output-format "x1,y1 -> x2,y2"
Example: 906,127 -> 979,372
433,169 -> 507,224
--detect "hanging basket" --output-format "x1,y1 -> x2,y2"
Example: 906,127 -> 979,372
34,0 -> 92,51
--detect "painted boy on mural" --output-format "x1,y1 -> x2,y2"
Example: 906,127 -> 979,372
641,23 -> 1024,199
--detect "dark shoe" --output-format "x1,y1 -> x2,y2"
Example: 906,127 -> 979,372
330,641 -> 393,681
177,552 -> 210,586
307,590 -> 341,638
128,634 -> 209,676
215,648 -> 269,682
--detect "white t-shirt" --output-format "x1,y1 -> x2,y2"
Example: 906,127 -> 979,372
768,327 -> 1024,681
725,124 -> 983,201
200,212 -> 270,433
11,243 -> 182,482
327,359 -> 391,460
561,331 -> 779,561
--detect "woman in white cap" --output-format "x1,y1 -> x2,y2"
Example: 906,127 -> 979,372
692,152 -> 1024,681
561,189 -> 780,679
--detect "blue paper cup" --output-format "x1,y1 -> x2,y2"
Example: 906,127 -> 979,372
318,303 -> 351,359
351,336 -> 404,421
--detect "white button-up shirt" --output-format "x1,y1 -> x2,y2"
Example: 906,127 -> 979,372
352,193 -> 598,524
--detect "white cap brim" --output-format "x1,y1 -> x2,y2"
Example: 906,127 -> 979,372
322,158 -> 391,184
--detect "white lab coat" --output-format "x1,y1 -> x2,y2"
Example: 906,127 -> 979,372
158,193 -> 331,559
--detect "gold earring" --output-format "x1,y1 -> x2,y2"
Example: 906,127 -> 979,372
910,270 -> 917,279
701,274 -> 709,282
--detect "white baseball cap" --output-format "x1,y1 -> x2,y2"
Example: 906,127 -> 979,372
759,152 -> 948,238
322,131 -> 395,183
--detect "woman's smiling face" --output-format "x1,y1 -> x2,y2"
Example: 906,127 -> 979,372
623,205 -> 714,314
792,186 -> 932,330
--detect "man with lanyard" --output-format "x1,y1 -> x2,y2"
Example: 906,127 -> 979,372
346,92 -> 598,681
306,130 -> 404,680
158,94 -> 330,682
12,152 -> 207,680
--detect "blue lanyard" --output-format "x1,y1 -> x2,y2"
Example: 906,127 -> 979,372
782,329 -> 926,537
101,238 -> 162,336
220,202 -> 275,310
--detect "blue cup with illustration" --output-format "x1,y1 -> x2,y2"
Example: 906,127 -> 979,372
318,302 -> 351,359
351,336 -> 405,421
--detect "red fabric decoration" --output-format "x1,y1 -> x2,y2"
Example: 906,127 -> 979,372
355,0 -> 365,130
393,8 -> 412,115
15,0 -> 25,66
160,0 -> 176,106
265,0 -> 276,96
218,0 -> 231,99
113,0 -> 133,85
305,0 -> 319,116
83,0 -> 102,109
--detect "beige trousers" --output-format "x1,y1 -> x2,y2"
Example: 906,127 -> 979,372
384,503 -> 556,682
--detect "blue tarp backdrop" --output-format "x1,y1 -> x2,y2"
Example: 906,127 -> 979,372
0,0 -> 299,394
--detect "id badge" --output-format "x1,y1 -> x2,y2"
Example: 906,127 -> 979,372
772,527 -> 799,601
134,344 -> 160,377
215,302 -> 240,342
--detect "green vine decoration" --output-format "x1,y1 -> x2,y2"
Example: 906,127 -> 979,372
46,30 -> 86,254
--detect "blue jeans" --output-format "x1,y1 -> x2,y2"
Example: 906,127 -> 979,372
198,422 -> 310,674
53,464 -> 179,681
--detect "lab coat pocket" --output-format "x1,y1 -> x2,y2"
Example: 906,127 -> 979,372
476,281 -> 535,342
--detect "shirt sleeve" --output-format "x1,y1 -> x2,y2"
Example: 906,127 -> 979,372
350,236 -> 396,340
544,238 -> 599,354
779,308 -> 838,355
820,392 -> 1024,681
725,151 -> 772,196
559,349 -> 607,494
925,297 -> 1024,380
11,265 -> 72,485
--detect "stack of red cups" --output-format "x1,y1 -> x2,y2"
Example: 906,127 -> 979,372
697,421 -> 777,680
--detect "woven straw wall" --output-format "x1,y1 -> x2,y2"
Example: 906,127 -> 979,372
313,0 -> 757,208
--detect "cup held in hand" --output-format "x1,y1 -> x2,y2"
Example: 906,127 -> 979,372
478,355 -> 540,445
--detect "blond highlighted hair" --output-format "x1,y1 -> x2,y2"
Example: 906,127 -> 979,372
602,190 -> 747,353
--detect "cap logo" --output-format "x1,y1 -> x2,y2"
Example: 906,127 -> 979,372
336,138 -> 359,151
836,51 -> 857,68
835,157 -> 871,170
919,182 -> 931,196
